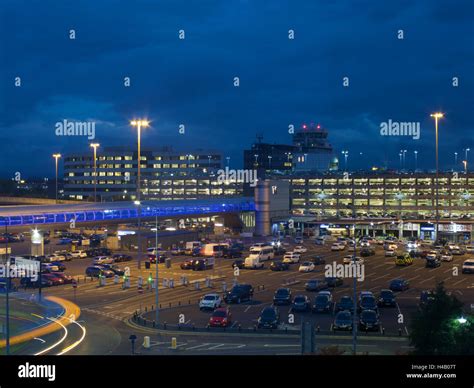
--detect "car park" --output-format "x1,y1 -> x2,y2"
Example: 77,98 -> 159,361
359,310 -> 380,331
199,293 -> 222,310
305,279 -> 328,292
273,288 -> 292,305
223,284 -> 253,304
333,311 -> 353,331
291,295 -> 311,312
312,291 -> 333,313
208,307 -> 232,327
378,289 -> 396,307
298,262 -> 315,273
389,278 -> 410,291
269,260 -> 289,271
462,259 -> 474,274
336,296 -> 354,313
257,306 -> 280,329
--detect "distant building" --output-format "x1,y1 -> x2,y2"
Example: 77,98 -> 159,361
63,146 -> 242,201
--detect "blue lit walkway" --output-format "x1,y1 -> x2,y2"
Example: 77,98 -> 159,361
0,198 -> 255,227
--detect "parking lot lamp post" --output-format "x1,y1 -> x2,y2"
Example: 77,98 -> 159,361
130,119 -> 149,269
414,150 -> 418,171
430,113 -> 443,242
52,154 -> 61,203
90,143 -> 100,202
155,212 -> 159,324
351,224 -> 357,355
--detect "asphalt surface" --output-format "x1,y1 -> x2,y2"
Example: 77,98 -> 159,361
5,235 -> 474,355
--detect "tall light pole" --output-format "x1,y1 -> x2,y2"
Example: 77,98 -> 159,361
130,119 -> 150,270
90,143 -> 100,202
454,152 -> 458,170
465,148 -> 470,171
52,154 -> 61,204
226,156 -> 230,167
414,150 -> 418,171
268,155 -> 272,170
399,152 -> 402,171
403,150 -> 407,169
430,112 -> 444,242
341,150 -> 349,171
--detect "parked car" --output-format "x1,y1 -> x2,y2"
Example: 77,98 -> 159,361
333,310 -> 353,331
462,259 -> 474,274
257,306 -> 280,329
232,259 -> 245,269
180,259 -> 194,270
282,252 -> 301,264
97,264 -> 125,276
336,296 -> 354,313
440,251 -> 453,262
199,293 -> 222,310
359,310 -> 380,331
465,245 -> 474,254
46,254 -> 66,262
208,307 -> 232,327
85,266 -> 114,278
49,261 -> 66,272
331,243 -> 345,251
273,288 -> 292,305
223,284 -> 253,304
112,254 -> 133,262
42,273 -> 64,286
291,295 -> 311,312
310,256 -> 326,265
49,272 -> 74,284
389,278 -> 410,291
419,290 -> 435,307
305,279 -> 328,292
294,245 -> 307,254
378,289 -> 396,307
93,256 -> 114,265
359,295 -> 378,313
425,257 -> 441,268
70,250 -> 88,259
360,248 -> 375,257
298,262 -> 315,273
343,256 -> 363,265
395,254 -> 413,266
312,291 -> 333,313
385,249 -> 396,257
325,277 -> 343,288
269,261 -> 289,271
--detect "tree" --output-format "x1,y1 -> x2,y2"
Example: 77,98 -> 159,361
409,281 -> 473,355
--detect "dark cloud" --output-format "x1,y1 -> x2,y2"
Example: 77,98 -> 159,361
0,0 -> 472,177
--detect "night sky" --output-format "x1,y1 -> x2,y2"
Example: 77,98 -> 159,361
0,0 -> 473,178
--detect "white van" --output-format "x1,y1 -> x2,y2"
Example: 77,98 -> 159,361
248,246 -> 274,261
200,243 -> 229,257
244,256 -> 264,269
185,241 -> 201,254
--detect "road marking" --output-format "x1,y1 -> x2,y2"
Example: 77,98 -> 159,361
263,344 -> 299,347
452,278 -> 466,286
419,276 -> 435,284
406,275 -> 420,282
414,267 -> 425,272
186,343 -> 211,350
207,343 -> 226,350
371,274 -> 389,281
244,305 -> 252,313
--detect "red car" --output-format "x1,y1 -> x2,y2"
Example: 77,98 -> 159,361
49,272 -> 74,284
42,273 -> 64,286
209,307 -> 232,327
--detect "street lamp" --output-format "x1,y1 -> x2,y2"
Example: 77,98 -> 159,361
341,150 -> 349,171
268,155 -> 272,170
130,119 -> 150,270
52,154 -> 61,203
226,156 -> 230,167
457,316 -> 467,325
454,152 -> 458,170
90,143 -> 100,202
430,112 -> 444,242
414,150 -> 418,171
464,148 -> 470,167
